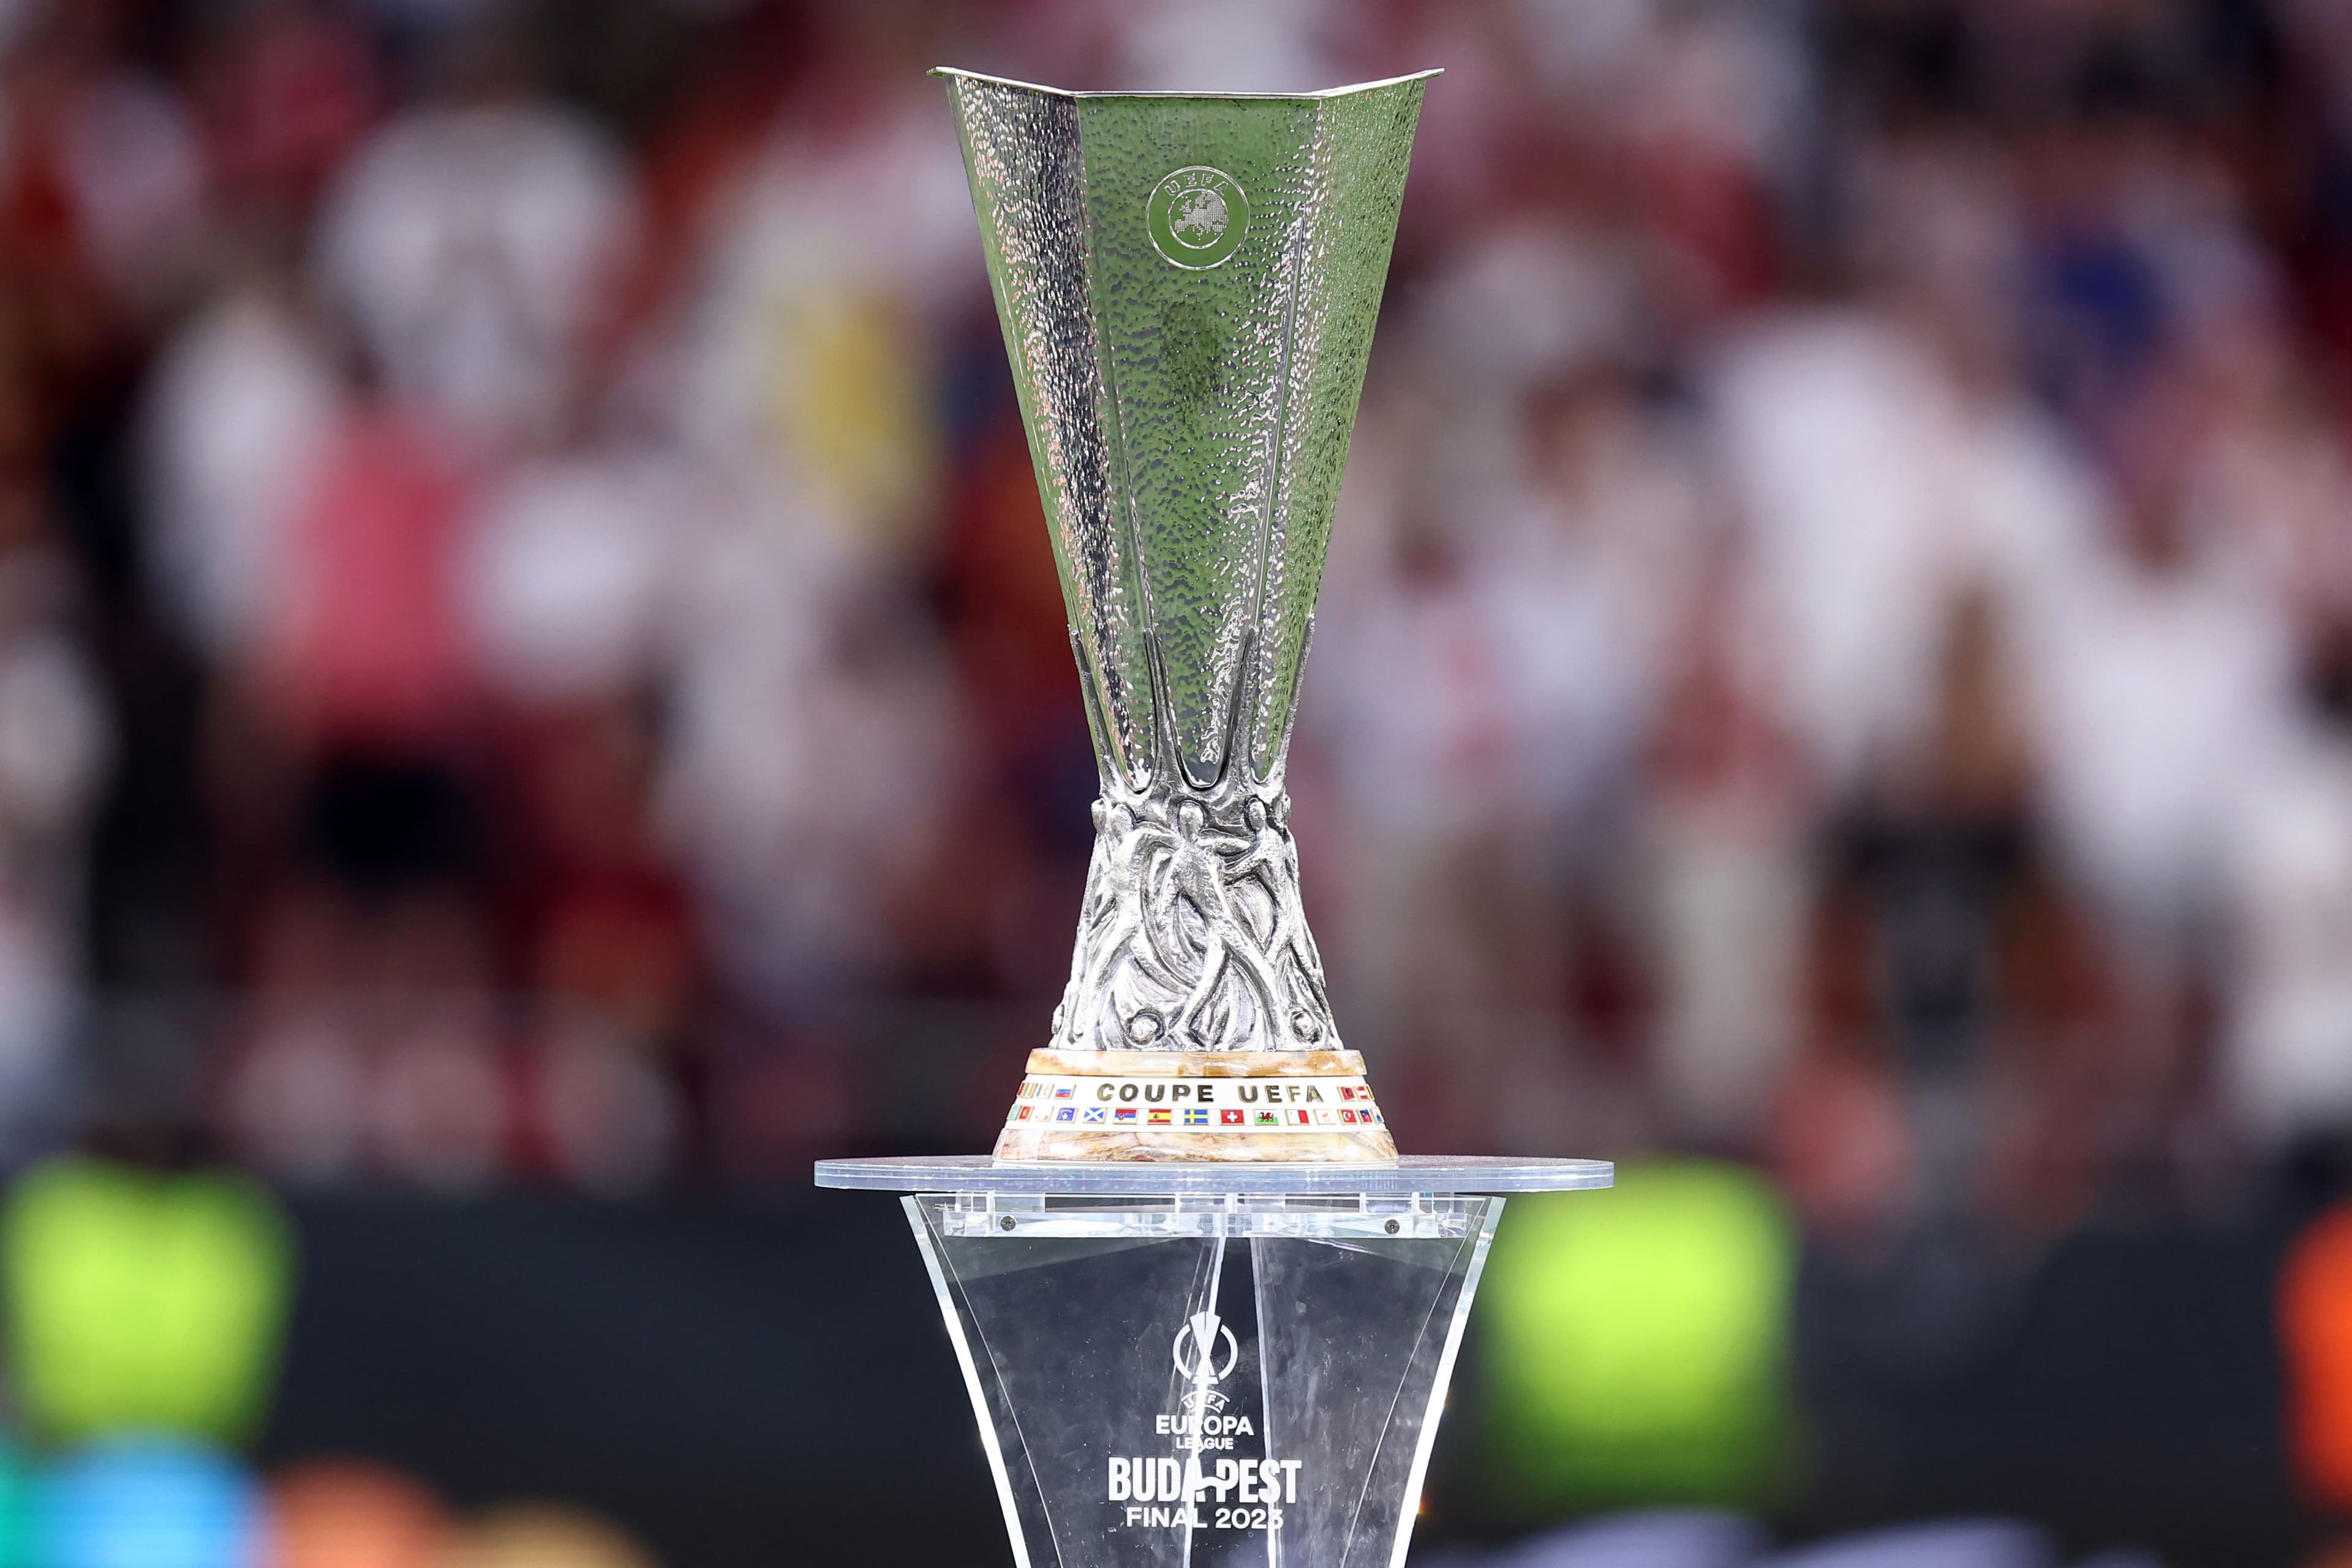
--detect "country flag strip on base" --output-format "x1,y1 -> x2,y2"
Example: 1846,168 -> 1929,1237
1002,1072 -> 1382,1132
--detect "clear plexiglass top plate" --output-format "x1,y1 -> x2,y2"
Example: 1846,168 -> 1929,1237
813,1154 -> 1614,1196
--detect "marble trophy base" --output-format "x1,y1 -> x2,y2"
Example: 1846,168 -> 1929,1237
993,1050 -> 1397,1163
816,1158 -> 1611,1568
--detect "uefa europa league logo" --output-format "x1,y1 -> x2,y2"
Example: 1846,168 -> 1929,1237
1172,1310 -> 1238,1385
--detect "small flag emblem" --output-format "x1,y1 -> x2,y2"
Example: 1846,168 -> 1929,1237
1083,1107 -> 1107,1123
1054,1085 -> 1074,1099
1256,1111 -> 1280,1126
1339,1087 -> 1358,1101
1055,1107 -> 1076,1122
1341,1109 -> 1359,1124
1221,1109 -> 1245,1126
1287,1109 -> 1311,1126
1313,1108 -> 1336,1125
1148,1108 -> 1172,1125
1114,1107 -> 1137,1123
1183,1108 -> 1210,1126
1015,1106 -> 1033,1121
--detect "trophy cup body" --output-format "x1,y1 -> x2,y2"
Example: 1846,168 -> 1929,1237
816,69 -> 1614,1568
941,67 -> 1430,1162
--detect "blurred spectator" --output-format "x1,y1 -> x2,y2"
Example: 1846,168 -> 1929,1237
254,405 -> 481,750
312,29 -> 636,450
194,1 -> 381,233
140,267 -> 339,661
1642,546 -> 1807,1149
2224,624 -> 2352,1148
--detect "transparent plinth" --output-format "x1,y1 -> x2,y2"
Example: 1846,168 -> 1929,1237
813,1155 -> 1613,1197
823,1158 -> 1611,1567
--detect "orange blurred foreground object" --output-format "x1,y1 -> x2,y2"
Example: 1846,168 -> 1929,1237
443,1505 -> 658,1568
2283,1205 -> 2352,1509
270,1462 -> 451,1568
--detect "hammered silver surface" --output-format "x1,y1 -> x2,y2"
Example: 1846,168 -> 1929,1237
940,69 -> 1433,1052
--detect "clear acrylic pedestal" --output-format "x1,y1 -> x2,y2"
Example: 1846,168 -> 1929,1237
816,1157 -> 1612,1568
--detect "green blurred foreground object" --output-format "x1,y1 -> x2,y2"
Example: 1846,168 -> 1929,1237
1478,1162 -> 1798,1511
1,1159 -> 293,1447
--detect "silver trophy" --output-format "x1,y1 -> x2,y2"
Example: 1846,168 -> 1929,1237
941,67 -> 1434,1161
814,72 -> 1613,1568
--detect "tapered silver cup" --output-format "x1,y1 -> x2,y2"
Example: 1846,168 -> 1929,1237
944,67 -> 1433,1159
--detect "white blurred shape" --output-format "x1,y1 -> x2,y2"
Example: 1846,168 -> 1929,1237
142,292 -> 342,656
2026,552 -> 2293,944
1648,807 -> 1807,1142
655,475 -> 959,998
1711,315 -> 1958,789
534,1022 -> 679,1197
0,898 -> 69,1107
464,451 -> 673,703
1623,5 -> 1806,172
1480,409 -> 1705,823
1757,1520 -> 2053,1568
0,594 -> 110,1140
2223,716 -> 2352,1141
668,87 -> 969,564
1414,225 -> 1646,396
317,104 -> 638,444
225,1013 -> 368,1183
369,1023 -> 506,1191
1118,0 -> 1338,92
1510,0 -> 1659,95
1711,311 -> 2102,793
0,628 -> 111,833
1494,1507 -> 1767,1567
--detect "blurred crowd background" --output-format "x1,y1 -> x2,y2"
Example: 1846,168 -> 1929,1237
0,0 -> 2337,1562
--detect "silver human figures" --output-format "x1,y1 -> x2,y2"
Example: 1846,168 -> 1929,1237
1055,788 -> 1332,1053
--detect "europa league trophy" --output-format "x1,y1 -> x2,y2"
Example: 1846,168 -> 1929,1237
818,69 -> 1610,1567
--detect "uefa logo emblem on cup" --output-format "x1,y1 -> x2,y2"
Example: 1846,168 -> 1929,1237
1146,166 -> 1250,270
